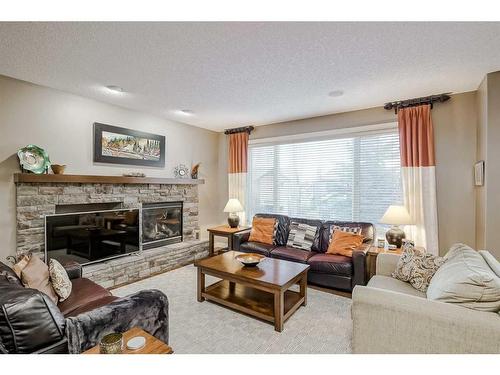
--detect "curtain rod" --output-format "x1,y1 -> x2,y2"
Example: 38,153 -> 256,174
224,126 -> 254,135
384,93 -> 451,114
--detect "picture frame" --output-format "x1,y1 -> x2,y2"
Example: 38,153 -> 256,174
93,123 -> 165,167
474,160 -> 484,186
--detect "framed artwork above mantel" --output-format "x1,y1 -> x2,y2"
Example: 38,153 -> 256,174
93,122 -> 166,167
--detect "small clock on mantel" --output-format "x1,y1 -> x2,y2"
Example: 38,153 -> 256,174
173,164 -> 190,179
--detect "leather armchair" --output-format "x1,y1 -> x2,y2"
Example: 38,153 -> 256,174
0,260 -> 169,354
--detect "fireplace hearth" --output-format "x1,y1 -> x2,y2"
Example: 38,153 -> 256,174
142,201 -> 183,249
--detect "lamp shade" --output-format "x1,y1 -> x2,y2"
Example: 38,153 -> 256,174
380,205 -> 413,225
223,198 -> 244,213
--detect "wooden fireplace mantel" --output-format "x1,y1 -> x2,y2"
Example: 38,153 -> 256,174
13,173 -> 205,185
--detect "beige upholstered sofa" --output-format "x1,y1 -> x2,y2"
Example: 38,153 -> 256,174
352,252 -> 500,354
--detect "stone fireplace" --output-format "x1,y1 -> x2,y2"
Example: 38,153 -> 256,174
14,174 -> 209,287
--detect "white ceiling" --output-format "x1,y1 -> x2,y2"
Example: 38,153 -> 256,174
1,22 -> 499,132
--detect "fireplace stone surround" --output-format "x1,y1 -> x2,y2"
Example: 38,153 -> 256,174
14,174 -> 208,287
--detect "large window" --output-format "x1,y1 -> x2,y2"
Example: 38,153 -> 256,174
246,125 -> 402,236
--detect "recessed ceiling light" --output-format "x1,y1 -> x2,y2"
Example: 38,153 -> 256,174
175,109 -> 194,116
328,90 -> 344,97
105,85 -> 125,94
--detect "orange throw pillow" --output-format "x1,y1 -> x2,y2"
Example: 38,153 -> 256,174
327,230 -> 363,257
248,217 -> 276,245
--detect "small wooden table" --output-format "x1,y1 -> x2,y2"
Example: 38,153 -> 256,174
207,225 -> 250,256
366,245 -> 403,282
195,251 -> 309,332
83,327 -> 173,354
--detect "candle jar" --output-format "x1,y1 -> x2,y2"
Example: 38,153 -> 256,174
99,333 -> 123,354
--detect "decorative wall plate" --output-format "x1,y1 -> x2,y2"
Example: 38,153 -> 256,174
17,145 -> 51,174
174,164 -> 190,178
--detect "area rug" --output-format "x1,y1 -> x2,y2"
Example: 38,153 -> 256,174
113,264 -> 352,353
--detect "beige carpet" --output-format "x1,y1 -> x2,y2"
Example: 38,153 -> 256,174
113,264 -> 352,353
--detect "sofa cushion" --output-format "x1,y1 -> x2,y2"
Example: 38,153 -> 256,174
271,246 -> 314,263
58,277 -> 113,317
392,244 -> 446,293
0,284 -> 66,353
248,217 -> 277,245
326,230 -> 364,257
307,253 -> 352,276
288,217 -> 322,251
427,243 -> 500,312
49,259 -> 72,302
320,221 -> 374,252
254,213 -> 290,246
20,255 -> 59,304
286,221 -> 318,250
65,295 -> 119,317
479,250 -> 500,277
239,241 -> 275,257
368,275 -> 426,298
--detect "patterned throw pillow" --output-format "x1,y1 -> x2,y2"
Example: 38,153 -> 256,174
49,259 -> 72,302
286,222 -> 318,250
392,243 -> 446,292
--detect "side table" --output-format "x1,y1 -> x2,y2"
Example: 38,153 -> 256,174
365,245 -> 403,282
83,327 -> 173,354
207,225 -> 250,256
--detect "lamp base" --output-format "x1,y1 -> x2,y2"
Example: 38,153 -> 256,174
385,226 -> 406,248
227,214 -> 240,228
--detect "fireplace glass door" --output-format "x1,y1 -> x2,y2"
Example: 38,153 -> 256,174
142,202 -> 183,248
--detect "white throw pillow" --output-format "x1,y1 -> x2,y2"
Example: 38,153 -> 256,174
49,259 -> 72,302
427,243 -> 500,312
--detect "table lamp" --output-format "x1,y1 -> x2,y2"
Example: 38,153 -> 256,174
380,205 -> 413,248
223,198 -> 244,228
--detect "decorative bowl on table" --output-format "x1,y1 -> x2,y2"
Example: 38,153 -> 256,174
235,253 -> 265,267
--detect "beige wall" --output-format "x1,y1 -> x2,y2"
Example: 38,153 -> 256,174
1,73 -> 485,260
238,92 -> 478,255
0,75 -> 225,262
476,71 -> 500,258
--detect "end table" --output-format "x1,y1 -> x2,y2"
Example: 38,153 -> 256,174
207,225 -> 250,256
83,327 -> 173,354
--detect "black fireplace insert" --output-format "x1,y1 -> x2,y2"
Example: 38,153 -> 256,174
141,201 -> 183,249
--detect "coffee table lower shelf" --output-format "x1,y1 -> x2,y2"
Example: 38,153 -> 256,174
202,280 -> 303,327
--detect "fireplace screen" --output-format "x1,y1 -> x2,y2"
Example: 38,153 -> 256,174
142,201 -> 183,248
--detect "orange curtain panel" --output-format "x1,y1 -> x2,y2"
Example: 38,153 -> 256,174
398,104 -> 439,254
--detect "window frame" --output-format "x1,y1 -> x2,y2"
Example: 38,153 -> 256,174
246,122 -> 401,229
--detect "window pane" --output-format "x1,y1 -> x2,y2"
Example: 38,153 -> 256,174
246,129 -> 402,237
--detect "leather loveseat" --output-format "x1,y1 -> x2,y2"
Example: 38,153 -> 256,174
233,214 -> 374,291
0,260 -> 168,354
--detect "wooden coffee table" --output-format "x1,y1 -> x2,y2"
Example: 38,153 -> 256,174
195,251 -> 309,332
83,327 -> 173,354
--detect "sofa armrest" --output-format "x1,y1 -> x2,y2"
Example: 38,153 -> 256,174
63,261 -> 82,280
352,285 -> 500,353
233,230 -> 251,251
65,289 -> 169,353
351,243 -> 370,288
375,252 -> 400,277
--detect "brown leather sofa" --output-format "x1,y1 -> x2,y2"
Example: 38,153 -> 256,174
0,260 -> 168,354
233,214 -> 374,292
